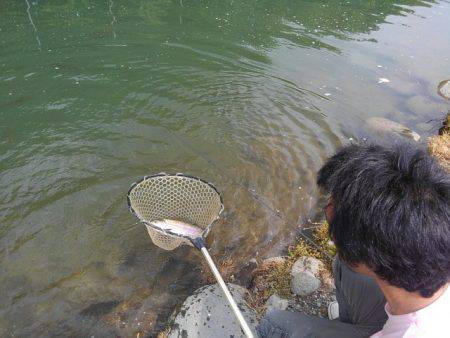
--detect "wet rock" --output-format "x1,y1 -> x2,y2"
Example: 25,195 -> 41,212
169,284 -> 258,338
366,117 -> 420,142
291,257 -> 323,296
438,80 -> 450,99
80,300 -> 120,317
265,294 -> 289,314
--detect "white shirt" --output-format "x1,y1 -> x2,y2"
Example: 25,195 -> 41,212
371,286 -> 450,337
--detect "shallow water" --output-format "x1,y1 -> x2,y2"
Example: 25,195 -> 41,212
1,0 -> 449,336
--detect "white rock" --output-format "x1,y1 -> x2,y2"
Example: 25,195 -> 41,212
291,257 -> 323,296
169,284 -> 257,338
265,294 -> 289,314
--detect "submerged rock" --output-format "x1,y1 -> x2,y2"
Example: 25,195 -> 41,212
366,117 -> 421,142
438,80 -> 450,99
169,283 -> 258,338
291,257 -> 323,296
234,259 -> 258,288
80,300 -> 120,317
265,294 -> 289,314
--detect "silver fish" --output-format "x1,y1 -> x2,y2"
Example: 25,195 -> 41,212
149,219 -> 203,238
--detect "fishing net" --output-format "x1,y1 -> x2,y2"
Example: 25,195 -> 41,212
127,173 -> 223,250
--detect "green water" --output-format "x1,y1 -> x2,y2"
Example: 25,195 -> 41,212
1,0 -> 449,336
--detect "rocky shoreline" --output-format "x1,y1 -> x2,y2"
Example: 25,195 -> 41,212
160,253 -> 336,337
158,222 -> 336,337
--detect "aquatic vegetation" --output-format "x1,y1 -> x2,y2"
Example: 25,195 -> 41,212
429,137 -> 450,173
428,113 -> 449,172
247,222 -> 335,316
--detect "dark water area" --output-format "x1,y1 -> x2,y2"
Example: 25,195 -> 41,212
0,0 -> 449,336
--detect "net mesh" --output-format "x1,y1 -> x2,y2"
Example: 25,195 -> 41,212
127,174 -> 223,250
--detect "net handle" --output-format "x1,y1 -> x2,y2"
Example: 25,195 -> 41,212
193,238 -> 255,338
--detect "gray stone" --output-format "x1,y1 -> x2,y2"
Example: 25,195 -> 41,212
438,80 -> 450,99
366,117 -> 420,142
169,283 -> 258,338
265,294 -> 289,314
291,257 -> 323,296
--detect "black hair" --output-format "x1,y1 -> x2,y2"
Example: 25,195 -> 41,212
317,143 -> 450,297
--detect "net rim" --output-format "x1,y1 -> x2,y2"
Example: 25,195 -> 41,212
126,172 -> 224,241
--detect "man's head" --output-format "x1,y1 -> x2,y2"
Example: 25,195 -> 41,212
317,143 -> 450,297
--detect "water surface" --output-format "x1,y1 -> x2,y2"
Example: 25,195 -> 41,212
1,0 -> 449,336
